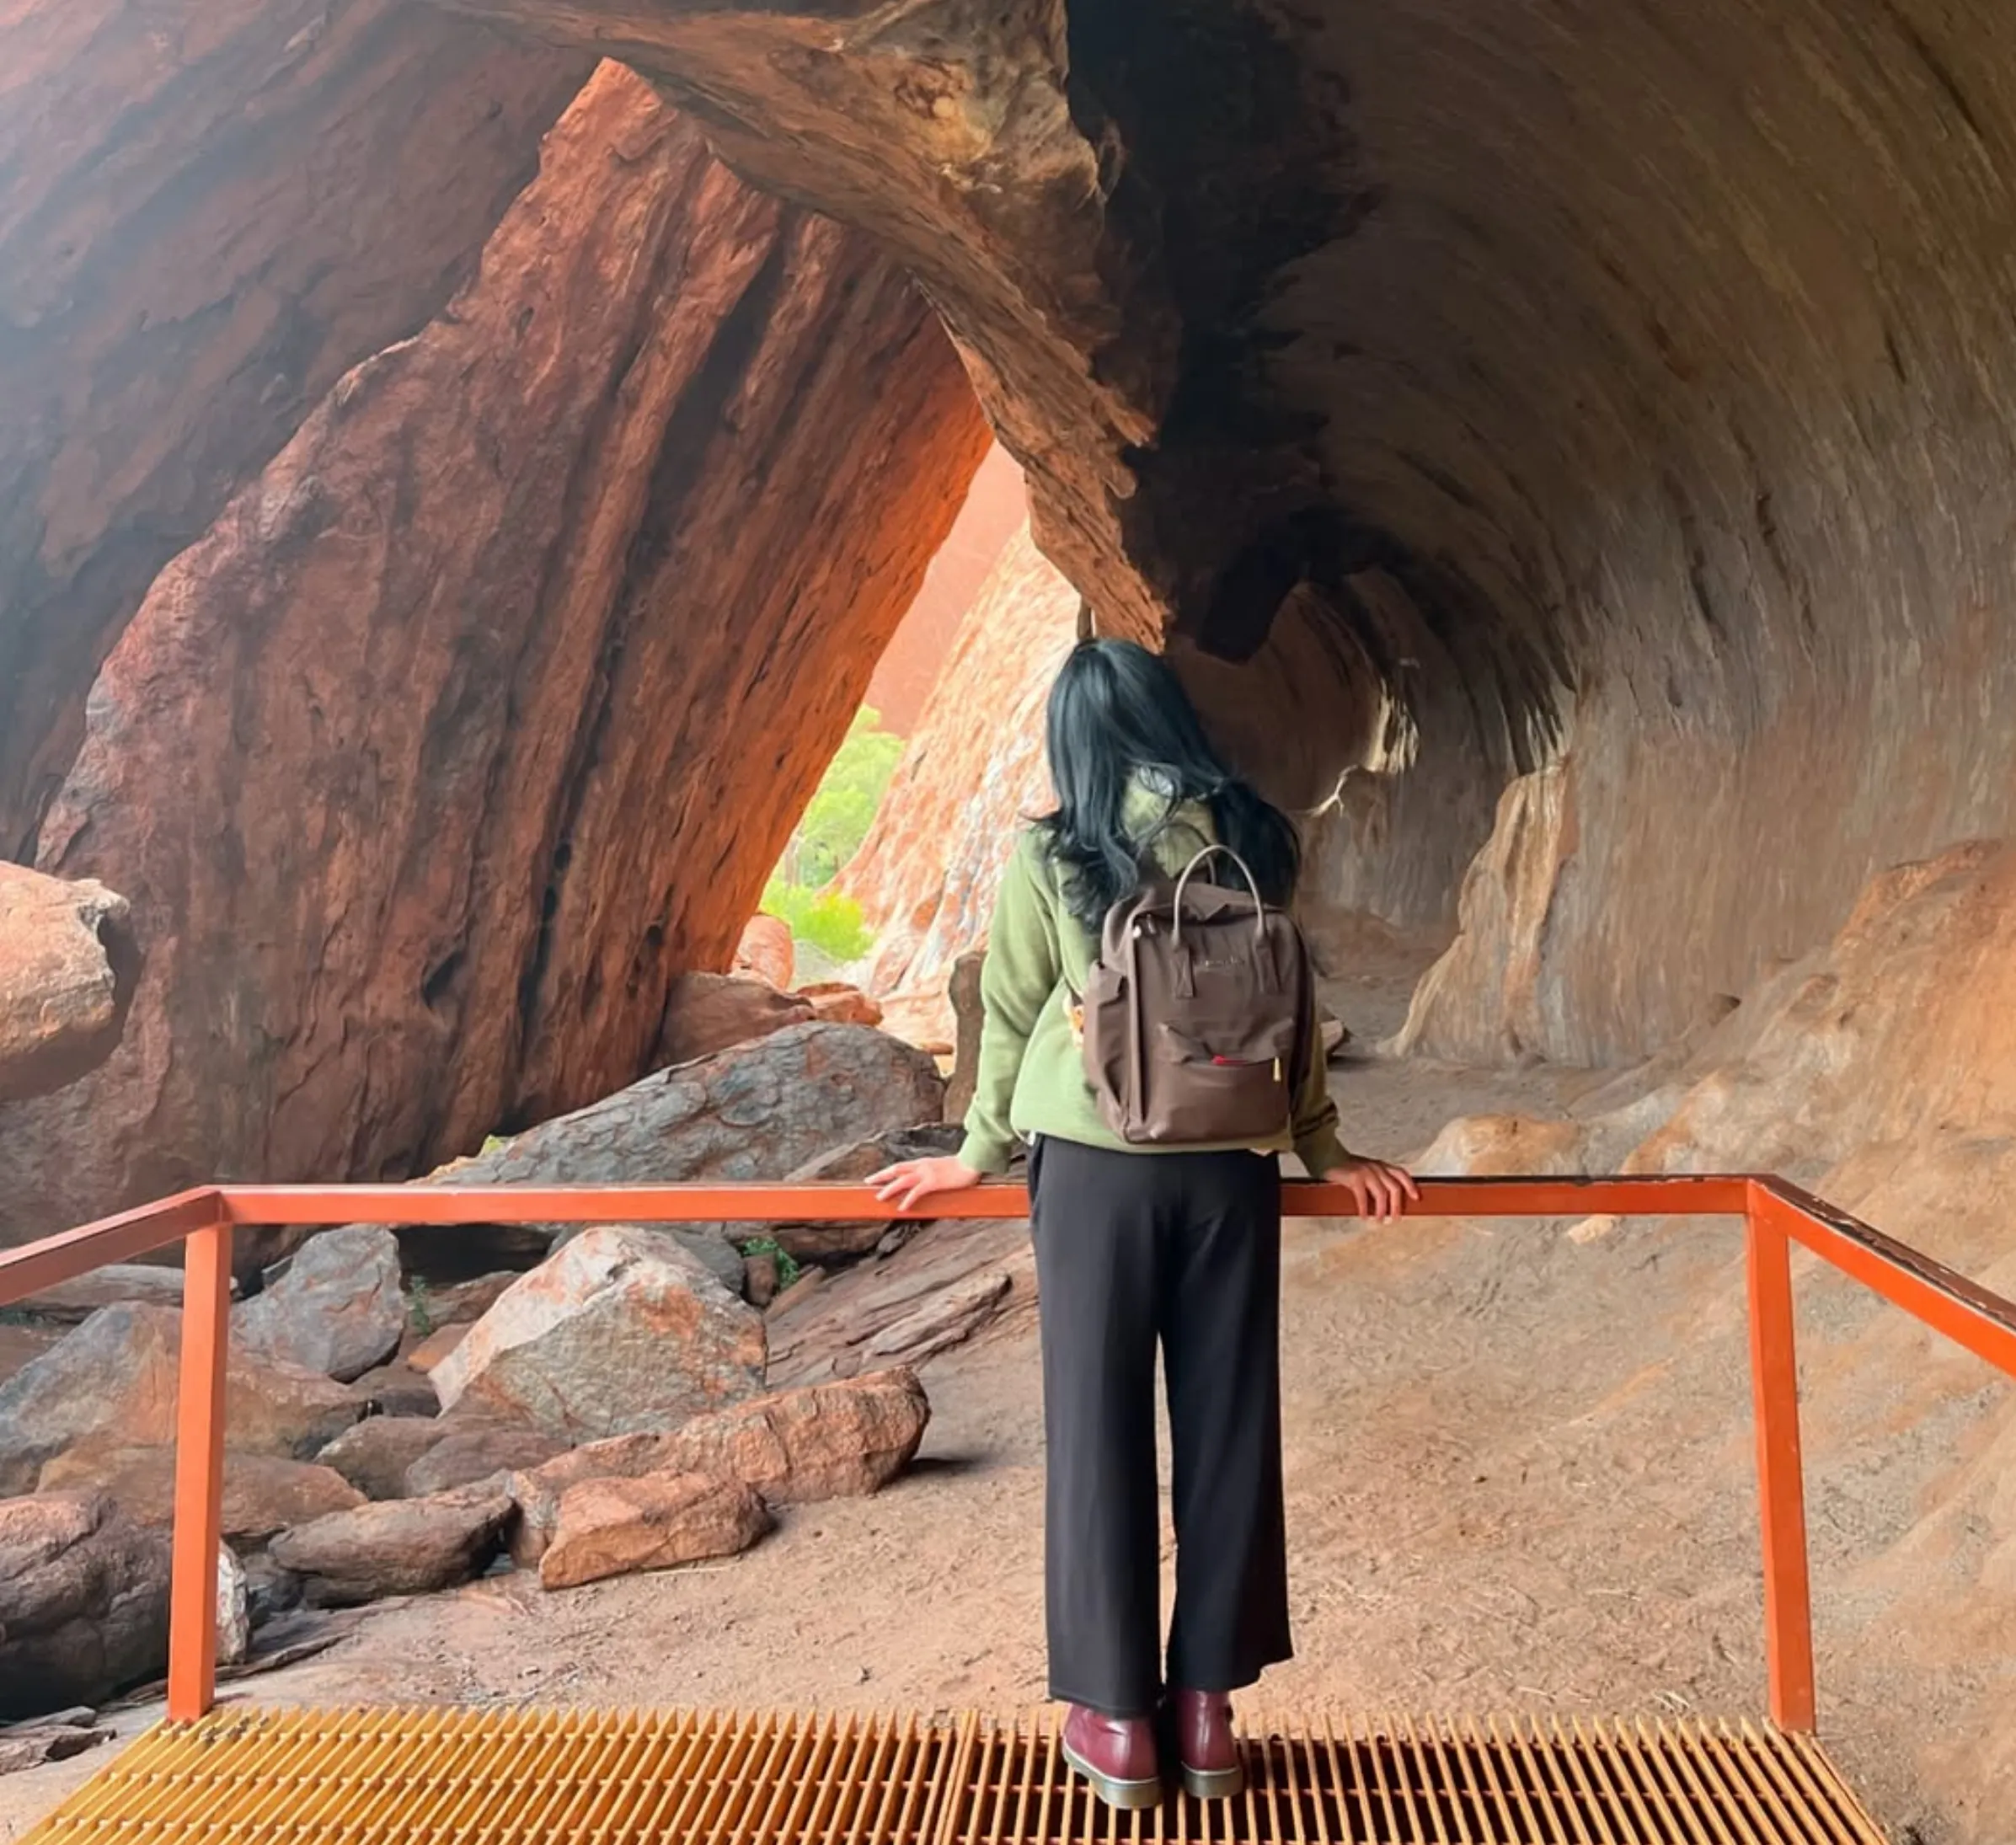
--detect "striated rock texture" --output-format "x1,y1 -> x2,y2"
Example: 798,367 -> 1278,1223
0,65 -> 987,1237
842,525 -> 1077,1045
0,864 -> 136,1104
0,0 -> 588,853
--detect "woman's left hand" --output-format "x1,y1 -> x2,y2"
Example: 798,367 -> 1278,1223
868,1155 -> 984,1212
1321,1156 -> 1420,1223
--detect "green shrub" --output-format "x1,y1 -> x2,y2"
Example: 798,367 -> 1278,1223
761,880 -> 874,964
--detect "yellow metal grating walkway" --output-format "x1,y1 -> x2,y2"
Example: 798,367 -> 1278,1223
22,1706 -> 1889,1844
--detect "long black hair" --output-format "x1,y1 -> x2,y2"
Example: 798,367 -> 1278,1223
1037,638 -> 1302,931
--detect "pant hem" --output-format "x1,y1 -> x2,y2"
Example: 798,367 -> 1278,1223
1048,1687 -> 1160,1721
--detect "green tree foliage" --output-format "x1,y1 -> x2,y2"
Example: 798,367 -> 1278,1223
779,708 -> 904,888
764,708 -> 903,965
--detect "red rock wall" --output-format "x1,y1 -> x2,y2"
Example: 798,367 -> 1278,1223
842,524 -> 1078,1045
0,0 -> 589,856
867,447 -> 1028,735
0,65 -> 988,1236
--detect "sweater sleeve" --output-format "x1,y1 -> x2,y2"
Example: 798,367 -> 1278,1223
1289,965 -> 1349,1177
957,837 -> 1063,1175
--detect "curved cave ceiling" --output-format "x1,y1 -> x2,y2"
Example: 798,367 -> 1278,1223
433,0 -> 2016,1061
7,0 -> 2016,1089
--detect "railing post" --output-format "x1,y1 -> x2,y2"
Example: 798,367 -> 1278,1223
1746,1186 -> 1817,1732
167,1215 -> 233,1722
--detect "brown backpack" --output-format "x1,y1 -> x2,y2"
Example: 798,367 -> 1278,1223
1073,844 -> 1313,1146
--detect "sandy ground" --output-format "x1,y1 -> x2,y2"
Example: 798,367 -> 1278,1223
3,948 -> 2005,1840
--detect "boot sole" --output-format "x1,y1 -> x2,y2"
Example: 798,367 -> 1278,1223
1061,1739 -> 1164,1811
1180,1762 -> 1246,1801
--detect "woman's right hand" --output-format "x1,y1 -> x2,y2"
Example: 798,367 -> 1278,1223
868,1155 -> 985,1212
1321,1156 -> 1420,1223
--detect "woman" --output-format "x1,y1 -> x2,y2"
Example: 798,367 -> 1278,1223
870,639 -> 1417,1810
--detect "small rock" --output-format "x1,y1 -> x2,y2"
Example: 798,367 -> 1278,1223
732,915 -> 794,992
270,1487 -> 515,1607
404,1425 -> 567,1499
216,1545 -> 251,1666
767,1267 -> 826,1318
507,1370 -> 928,1564
36,1448 -> 363,1541
424,1273 -> 521,1326
0,1305 -> 361,1497
234,1226 -> 406,1383
0,864 -> 136,1105
406,1324 -> 471,1375
654,971 -> 813,1068
539,1473 -> 770,1591
431,1227 -> 767,1441
1568,1212 -> 1623,1245
316,1417 -> 452,1500
346,1363 -> 442,1420
794,982 -> 882,1029
240,1552 -> 302,1627
743,1252 -> 780,1308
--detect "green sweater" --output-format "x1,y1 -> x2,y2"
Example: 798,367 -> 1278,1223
955,789 -> 1350,1178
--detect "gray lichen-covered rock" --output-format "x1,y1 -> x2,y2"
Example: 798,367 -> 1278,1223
431,1228 -> 766,1441
0,1305 -> 361,1497
234,1227 -> 407,1382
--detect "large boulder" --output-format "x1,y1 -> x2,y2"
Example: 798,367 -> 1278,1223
430,1228 -> 767,1441
234,1227 -> 407,1383
12,1265 -> 207,1325
538,1473 -> 770,1591
0,1305 -> 361,1496
0,1492 -> 169,1721
508,1370 -> 928,1564
0,864 -> 137,1105
269,1486 -> 514,1607
36,1448 -> 364,1542
416,1021 -> 944,1206
654,973 -> 813,1069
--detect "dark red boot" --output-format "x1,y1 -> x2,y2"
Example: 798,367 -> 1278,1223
1171,1690 -> 1243,1800
1061,1704 -> 1163,1811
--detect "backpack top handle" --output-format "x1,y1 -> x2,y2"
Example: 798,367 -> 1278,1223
1169,843 -> 1269,948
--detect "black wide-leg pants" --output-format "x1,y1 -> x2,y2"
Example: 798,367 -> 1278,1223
1029,1134 -> 1293,1718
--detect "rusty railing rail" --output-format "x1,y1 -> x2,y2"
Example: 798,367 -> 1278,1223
1,1174 -> 2012,1731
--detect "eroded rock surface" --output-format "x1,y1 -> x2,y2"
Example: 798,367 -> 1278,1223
0,62 -> 985,1241
431,1227 -> 767,1440
538,1473 -> 771,1591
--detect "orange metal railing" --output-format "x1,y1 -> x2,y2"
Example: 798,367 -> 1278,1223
1,1174 -> 2012,1734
